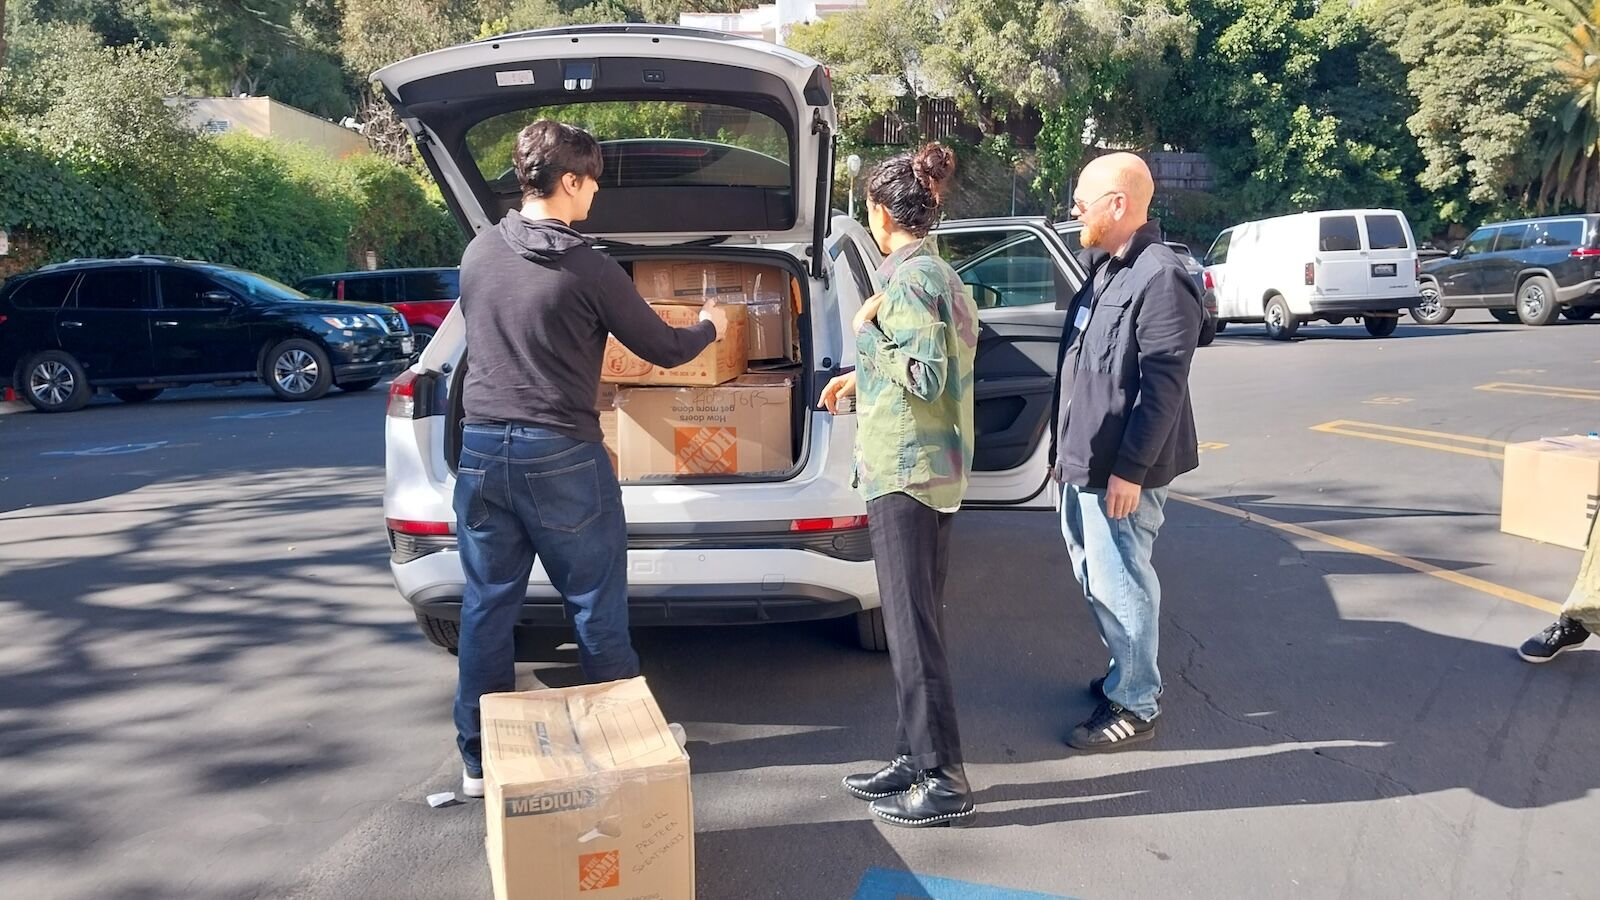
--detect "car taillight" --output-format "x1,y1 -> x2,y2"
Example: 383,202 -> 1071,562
1202,271 -> 1215,291
791,515 -> 868,532
1415,259 -> 1422,279
386,518 -> 453,535
1569,248 -> 1600,258
387,370 -> 418,418
1305,263 -> 1316,286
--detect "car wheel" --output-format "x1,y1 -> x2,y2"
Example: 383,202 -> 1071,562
410,325 -> 437,353
855,607 -> 889,652
1516,276 -> 1560,326
337,378 -> 381,392
112,387 -> 164,404
1213,320 -> 1228,333
1563,306 -> 1596,320
22,351 -> 92,413
264,338 -> 334,402
1263,294 -> 1299,341
1197,314 -> 1217,347
1410,282 -> 1454,325
1364,314 -> 1399,337
415,612 -> 460,653
1489,308 -> 1520,324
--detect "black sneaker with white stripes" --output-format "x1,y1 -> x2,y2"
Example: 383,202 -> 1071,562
1518,616 -> 1590,663
1068,701 -> 1155,752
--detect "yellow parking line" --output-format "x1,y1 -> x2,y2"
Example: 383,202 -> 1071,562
1309,420 -> 1506,460
1172,493 -> 1562,615
1477,382 -> 1600,401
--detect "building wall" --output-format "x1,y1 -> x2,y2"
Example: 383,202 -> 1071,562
181,97 -> 370,159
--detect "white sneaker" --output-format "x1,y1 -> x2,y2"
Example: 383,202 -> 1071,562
462,768 -> 485,799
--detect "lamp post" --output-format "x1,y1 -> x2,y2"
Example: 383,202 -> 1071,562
846,154 -> 862,218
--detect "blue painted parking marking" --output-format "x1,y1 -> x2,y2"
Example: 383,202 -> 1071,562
853,867 -> 1076,900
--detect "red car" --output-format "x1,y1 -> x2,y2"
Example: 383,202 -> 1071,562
296,267 -> 458,350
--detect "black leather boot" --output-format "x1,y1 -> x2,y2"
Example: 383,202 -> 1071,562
843,755 -> 919,800
869,764 -> 975,828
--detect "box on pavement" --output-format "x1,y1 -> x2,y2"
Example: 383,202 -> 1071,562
481,678 -> 693,900
1501,435 -> 1600,550
615,373 -> 793,479
633,260 -> 795,362
602,299 -> 748,386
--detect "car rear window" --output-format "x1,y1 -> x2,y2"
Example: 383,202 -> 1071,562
1532,220 -> 1586,248
1319,216 -> 1362,252
6,272 -> 77,309
74,268 -> 151,310
1364,215 -> 1409,250
1494,224 -> 1532,252
402,270 -> 459,301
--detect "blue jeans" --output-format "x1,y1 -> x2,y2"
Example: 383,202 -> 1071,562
1059,482 -> 1168,721
453,423 -> 639,775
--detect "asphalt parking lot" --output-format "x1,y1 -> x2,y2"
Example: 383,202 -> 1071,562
2,312 -> 1598,899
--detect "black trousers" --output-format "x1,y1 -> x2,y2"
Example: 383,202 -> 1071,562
866,492 -> 963,770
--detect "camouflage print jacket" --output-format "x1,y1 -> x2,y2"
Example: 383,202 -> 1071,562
853,238 -> 979,513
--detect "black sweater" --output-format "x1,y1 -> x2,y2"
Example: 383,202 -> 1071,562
458,212 -> 715,441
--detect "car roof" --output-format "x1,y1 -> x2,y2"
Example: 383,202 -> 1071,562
1471,214 -> 1599,230
31,255 -> 212,275
298,267 -> 459,281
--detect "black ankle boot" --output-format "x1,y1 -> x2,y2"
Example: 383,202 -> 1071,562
843,755 -> 919,800
869,764 -> 975,828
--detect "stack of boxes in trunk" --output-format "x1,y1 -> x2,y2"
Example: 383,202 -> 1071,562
596,260 -> 800,480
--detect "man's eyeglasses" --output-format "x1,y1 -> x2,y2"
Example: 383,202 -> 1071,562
1069,189 -> 1122,219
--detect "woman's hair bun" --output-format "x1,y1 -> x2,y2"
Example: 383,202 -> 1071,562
912,143 -> 956,195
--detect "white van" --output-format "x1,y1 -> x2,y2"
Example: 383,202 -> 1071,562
374,26 -> 1060,653
1203,209 -> 1421,340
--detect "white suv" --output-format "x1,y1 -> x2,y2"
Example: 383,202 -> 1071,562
377,26 -> 1057,654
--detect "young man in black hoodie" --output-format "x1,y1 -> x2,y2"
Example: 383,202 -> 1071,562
453,120 -> 728,798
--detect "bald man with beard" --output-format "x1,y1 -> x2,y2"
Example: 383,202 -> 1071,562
1049,153 -> 1205,752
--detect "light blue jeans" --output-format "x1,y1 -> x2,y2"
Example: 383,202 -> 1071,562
1059,482 -> 1169,721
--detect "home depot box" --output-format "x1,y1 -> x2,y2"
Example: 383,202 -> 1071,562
1502,435 -> 1600,550
481,678 -> 693,900
596,383 -> 620,472
615,374 -> 793,479
633,261 -> 795,361
602,299 -> 748,386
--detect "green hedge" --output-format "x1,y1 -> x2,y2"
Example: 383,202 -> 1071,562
0,127 -> 463,283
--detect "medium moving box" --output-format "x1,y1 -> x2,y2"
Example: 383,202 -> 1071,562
1502,435 -> 1600,550
481,678 -> 693,900
633,260 -> 795,362
602,299 -> 748,386
596,383 -> 620,472
615,373 -> 794,479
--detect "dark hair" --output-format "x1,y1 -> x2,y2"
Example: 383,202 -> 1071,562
865,143 -> 956,237
513,120 -> 604,201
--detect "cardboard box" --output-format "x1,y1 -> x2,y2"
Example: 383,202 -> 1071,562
1502,435 -> 1600,550
615,374 -> 794,479
633,260 -> 746,300
481,678 -> 693,900
603,300 -> 748,386
596,384 -> 620,472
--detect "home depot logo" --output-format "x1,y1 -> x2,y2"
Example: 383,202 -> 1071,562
578,851 -> 621,891
675,426 -> 738,474
503,788 -> 596,818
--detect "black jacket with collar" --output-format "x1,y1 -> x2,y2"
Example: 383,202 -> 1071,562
1049,220 -> 1203,490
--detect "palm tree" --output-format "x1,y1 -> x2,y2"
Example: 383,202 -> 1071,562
1509,0 -> 1600,210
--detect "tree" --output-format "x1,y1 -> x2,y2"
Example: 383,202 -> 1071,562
1508,0 -> 1600,210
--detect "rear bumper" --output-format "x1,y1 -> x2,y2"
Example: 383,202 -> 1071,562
409,582 -> 864,626
1556,279 -> 1600,305
1307,296 -> 1418,315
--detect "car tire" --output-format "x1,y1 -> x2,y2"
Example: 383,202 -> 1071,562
1489,308 -> 1520,324
21,351 -> 92,413
337,378 -> 382,392
1410,282 -> 1454,325
415,612 -> 460,653
855,607 -> 889,652
1197,314 -> 1217,347
112,387 -> 164,404
1214,320 -> 1228,333
263,338 -> 333,402
1563,306 -> 1596,320
1364,315 -> 1399,338
410,325 -> 437,353
1263,294 -> 1299,341
1516,276 -> 1560,326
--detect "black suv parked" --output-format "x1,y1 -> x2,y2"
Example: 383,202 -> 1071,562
0,256 -> 415,413
1413,214 -> 1600,326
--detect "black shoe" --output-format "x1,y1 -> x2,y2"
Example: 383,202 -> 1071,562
1089,675 -> 1108,702
843,755 -> 919,800
1518,616 -> 1590,663
869,764 -> 975,828
1068,701 -> 1155,752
